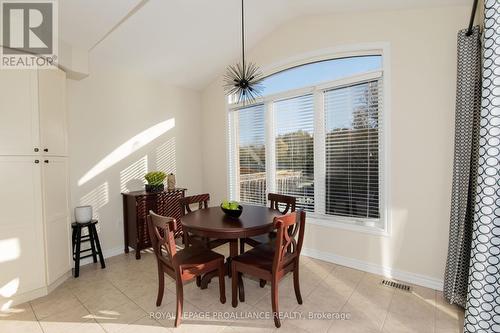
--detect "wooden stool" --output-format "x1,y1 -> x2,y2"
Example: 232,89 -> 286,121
71,220 -> 105,277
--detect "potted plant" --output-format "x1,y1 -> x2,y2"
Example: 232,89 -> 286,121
144,171 -> 167,193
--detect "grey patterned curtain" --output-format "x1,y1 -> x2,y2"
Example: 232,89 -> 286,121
464,1 -> 500,332
444,26 -> 482,307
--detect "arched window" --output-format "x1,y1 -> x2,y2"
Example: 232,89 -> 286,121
228,54 -> 386,230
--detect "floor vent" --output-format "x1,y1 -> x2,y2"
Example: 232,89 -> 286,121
381,279 -> 411,292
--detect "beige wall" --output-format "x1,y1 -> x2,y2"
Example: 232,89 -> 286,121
68,68 -> 203,255
201,6 -> 469,288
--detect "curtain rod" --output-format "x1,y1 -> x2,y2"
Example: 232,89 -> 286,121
466,0 -> 479,36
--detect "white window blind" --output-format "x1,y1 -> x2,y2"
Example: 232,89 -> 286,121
227,58 -> 386,231
274,94 -> 315,211
324,80 -> 382,220
229,104 -> 267,205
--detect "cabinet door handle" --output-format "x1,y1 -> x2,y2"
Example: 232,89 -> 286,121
34,148 -> 39,152
44,160 -> 49,164
34,160 -> 40,164
43,148 -> 48,152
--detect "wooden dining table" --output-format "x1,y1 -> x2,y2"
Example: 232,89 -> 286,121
180,204 -> 282,292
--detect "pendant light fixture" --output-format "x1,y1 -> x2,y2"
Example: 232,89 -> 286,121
223,0 -> 264,105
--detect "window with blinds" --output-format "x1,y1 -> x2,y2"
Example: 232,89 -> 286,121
274,94 -> 315,211
324,80 -> 381,219
229,104 -> 267,205
227,55 -> 386,230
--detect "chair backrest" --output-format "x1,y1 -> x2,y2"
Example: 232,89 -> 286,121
147,211 -> 177,266
268,193 -> 296,214
272,210 -> 306,272
179,193 -> 210,215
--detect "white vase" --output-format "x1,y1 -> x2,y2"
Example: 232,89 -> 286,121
167,173 -> 176,190
75,206 -> 93,223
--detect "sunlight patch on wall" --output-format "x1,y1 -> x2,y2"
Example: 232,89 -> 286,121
79,182 -> 109,220
78,118 -> 175,186
0,238 -> 20,264
120,156 -> 148,193
155,137 -> 176,174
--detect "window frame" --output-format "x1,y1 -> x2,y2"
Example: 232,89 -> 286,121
226,45 -> 391,236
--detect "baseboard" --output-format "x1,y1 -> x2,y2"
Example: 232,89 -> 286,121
302,247 -> 444,291
79,246 -> 125,266
3,247 -> 126,309
6,270 -> 74,308
47,270 -> 72,294
1,286 -> 48,308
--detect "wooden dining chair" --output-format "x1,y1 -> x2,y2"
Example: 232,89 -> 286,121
231,210 -> 305,328
147,211 -> 226,327
240,193 -> 296,253
240,193 -> 296,289
179,193 -> 230,249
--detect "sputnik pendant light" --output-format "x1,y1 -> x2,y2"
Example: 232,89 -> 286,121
223,0 -> 264,105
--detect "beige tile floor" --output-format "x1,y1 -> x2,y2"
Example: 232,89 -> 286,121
0,244 -> 464,333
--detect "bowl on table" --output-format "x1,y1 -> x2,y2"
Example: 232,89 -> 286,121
220,204 -> 243,218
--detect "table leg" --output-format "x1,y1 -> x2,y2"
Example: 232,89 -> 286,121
200,239 -> 240,290
228,240 -> 245,302
123,196 -> 130,254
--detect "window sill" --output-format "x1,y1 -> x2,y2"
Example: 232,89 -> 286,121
307,213 -> 390,237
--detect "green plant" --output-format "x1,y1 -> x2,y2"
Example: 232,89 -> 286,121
144,171 -> 167,185
221,200 -> 240,210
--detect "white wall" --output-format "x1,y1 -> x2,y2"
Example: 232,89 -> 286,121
201,6 -> 469,288
68,68 -> 203,255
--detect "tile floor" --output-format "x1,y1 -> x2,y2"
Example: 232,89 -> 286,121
0,244 -> 464,333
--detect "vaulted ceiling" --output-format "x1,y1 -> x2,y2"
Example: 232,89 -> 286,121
60,0 -> 469,89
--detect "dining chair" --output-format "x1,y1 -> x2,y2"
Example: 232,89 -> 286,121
240,193 -> 296,253
147,211 -> 226,327
179,193 -> 230,248
231,210 -> 305,328
240,193 -> 296,288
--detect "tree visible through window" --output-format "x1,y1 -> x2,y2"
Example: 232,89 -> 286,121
275,94 -> 315,211
325,81 -> 380,219
234,104 -> 266,205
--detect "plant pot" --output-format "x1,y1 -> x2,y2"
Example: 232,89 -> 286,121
145,184 -> 164,193
75,206 -> 93,223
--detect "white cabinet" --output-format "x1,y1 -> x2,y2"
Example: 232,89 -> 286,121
0,68 -> 70,305
42,157 -> 71,285
0,71 -> 39,155
39,69 -> 68,156
0,157 -> 46,296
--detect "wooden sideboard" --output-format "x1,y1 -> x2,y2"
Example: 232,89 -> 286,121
122,188 -> 186,259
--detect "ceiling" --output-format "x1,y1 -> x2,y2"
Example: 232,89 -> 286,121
60,0 -> 469,90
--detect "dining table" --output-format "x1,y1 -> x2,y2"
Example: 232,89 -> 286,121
180,204 -> 282,295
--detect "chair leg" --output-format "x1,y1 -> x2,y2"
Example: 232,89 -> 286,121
238,273 -> 245,302
231,262 -> 238,308
218,260 -> 226,304
260,279 -> 267,288
293,264 -> 303,304
175,279 -> 184,327
88,225 -> 98,263
271,279 -> 281,328
239,239 -> 245,254
91,224 -> 106,268
74,227 -> 82,278
71,226 -> 77,254
156,265 -> 165,306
